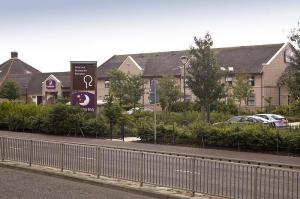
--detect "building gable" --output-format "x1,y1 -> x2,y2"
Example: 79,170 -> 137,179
118,56 -> 142,75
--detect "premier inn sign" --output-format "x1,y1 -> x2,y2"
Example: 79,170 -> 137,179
70,61 -> 97,112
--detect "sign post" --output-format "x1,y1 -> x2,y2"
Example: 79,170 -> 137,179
70,61 -> 97,112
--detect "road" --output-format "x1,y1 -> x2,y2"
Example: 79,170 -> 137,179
0,167 -> 157,199
1,135 -> 299,199
0,130 -> 299,166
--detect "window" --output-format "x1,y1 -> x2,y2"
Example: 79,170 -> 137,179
225,75 -> 233,86
184,79 -> 188,88
284,49 -> 293,63
104,80 -> 109,88
184,95 -> 192,102
247,95 -> 256,106
150,79 -> 154,87
249,76 -> 255,86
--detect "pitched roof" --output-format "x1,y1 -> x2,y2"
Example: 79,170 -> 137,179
0,57 -> 41,94
27,72 -> 70,95
97,43 -> 284,78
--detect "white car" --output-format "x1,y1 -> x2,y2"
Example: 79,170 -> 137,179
247,115 -> 274,125
213,115 -> 274,126
126,107 -> 153,114
255,114 -> 288,128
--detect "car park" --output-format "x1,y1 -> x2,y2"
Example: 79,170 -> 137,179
255,114 -> 288,128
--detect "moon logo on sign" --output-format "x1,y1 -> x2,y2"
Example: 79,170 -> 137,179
77,94 -> 90,107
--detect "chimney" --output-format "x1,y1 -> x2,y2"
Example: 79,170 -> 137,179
11,51 -> 18,59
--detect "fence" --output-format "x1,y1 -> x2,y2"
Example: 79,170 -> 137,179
0,136 -> 299,199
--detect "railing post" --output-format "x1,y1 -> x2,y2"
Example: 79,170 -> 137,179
29,140 -> 33,166
1,137 -> 5,161
139,152 -> 144,187
60,143 -> 64,172
253,166 -> 258,199
96,146 -> 101,179
191,157 -> 196,197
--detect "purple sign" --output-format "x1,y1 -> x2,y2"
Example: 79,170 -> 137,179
46,79 -> 56,89
71,91 -> 96,112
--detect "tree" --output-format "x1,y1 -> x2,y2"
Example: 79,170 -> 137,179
279,21 -> 300,100
126,75 -> 145,109
108,69 -> 127,106
187,33 -> 224,123
103,95 -> 123,140
232,74 -> 253,114
108,70 -> 144,108
157,76 -> 181,115
0,81 -> 20,100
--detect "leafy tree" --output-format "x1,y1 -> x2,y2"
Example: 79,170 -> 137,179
187,33 -> 224,123
109,70 -> 144,108
157,76 -> 181,116
103,95 -> 123,140
279,21 -> 300,100
0,81 -> 20,100
126,75 -> 145,109
232,74 -> 253,114
108,69 -> 127,106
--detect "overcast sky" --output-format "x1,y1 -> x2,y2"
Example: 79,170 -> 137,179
0,0 -> 299,72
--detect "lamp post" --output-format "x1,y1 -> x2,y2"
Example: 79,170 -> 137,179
180,56 -> 189,124
149,79 -> 157,144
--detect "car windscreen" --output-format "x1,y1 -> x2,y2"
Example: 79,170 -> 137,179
228,116 -> 242,122
271,115 -> 285,120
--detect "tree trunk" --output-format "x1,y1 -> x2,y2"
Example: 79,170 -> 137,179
206,104 -> 211,123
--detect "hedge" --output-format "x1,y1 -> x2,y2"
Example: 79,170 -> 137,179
0,102 -> 299,153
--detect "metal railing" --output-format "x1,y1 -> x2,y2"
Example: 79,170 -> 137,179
0,136 -> 299,199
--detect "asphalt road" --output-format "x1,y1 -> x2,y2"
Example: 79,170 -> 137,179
0,130 -> 299,166
0,167 -> 156,199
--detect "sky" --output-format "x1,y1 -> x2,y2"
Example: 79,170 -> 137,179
0,0 -> 299,72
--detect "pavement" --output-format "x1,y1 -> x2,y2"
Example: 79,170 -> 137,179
0,161 -> 222,199
0,130 -> 299,166
0,166 -> 155,199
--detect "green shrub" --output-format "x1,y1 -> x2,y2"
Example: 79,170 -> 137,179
82,115 -> 107,137
213,100 -> 238,115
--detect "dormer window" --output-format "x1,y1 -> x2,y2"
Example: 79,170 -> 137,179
225,75 -> 233,86
249,76 -> 255,86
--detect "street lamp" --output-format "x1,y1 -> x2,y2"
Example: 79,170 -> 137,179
180,56 -> 189,124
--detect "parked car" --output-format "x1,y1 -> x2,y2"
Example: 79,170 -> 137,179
255,114 -> 288,128
126,107 -> 153,114
213,115 -> 274,126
